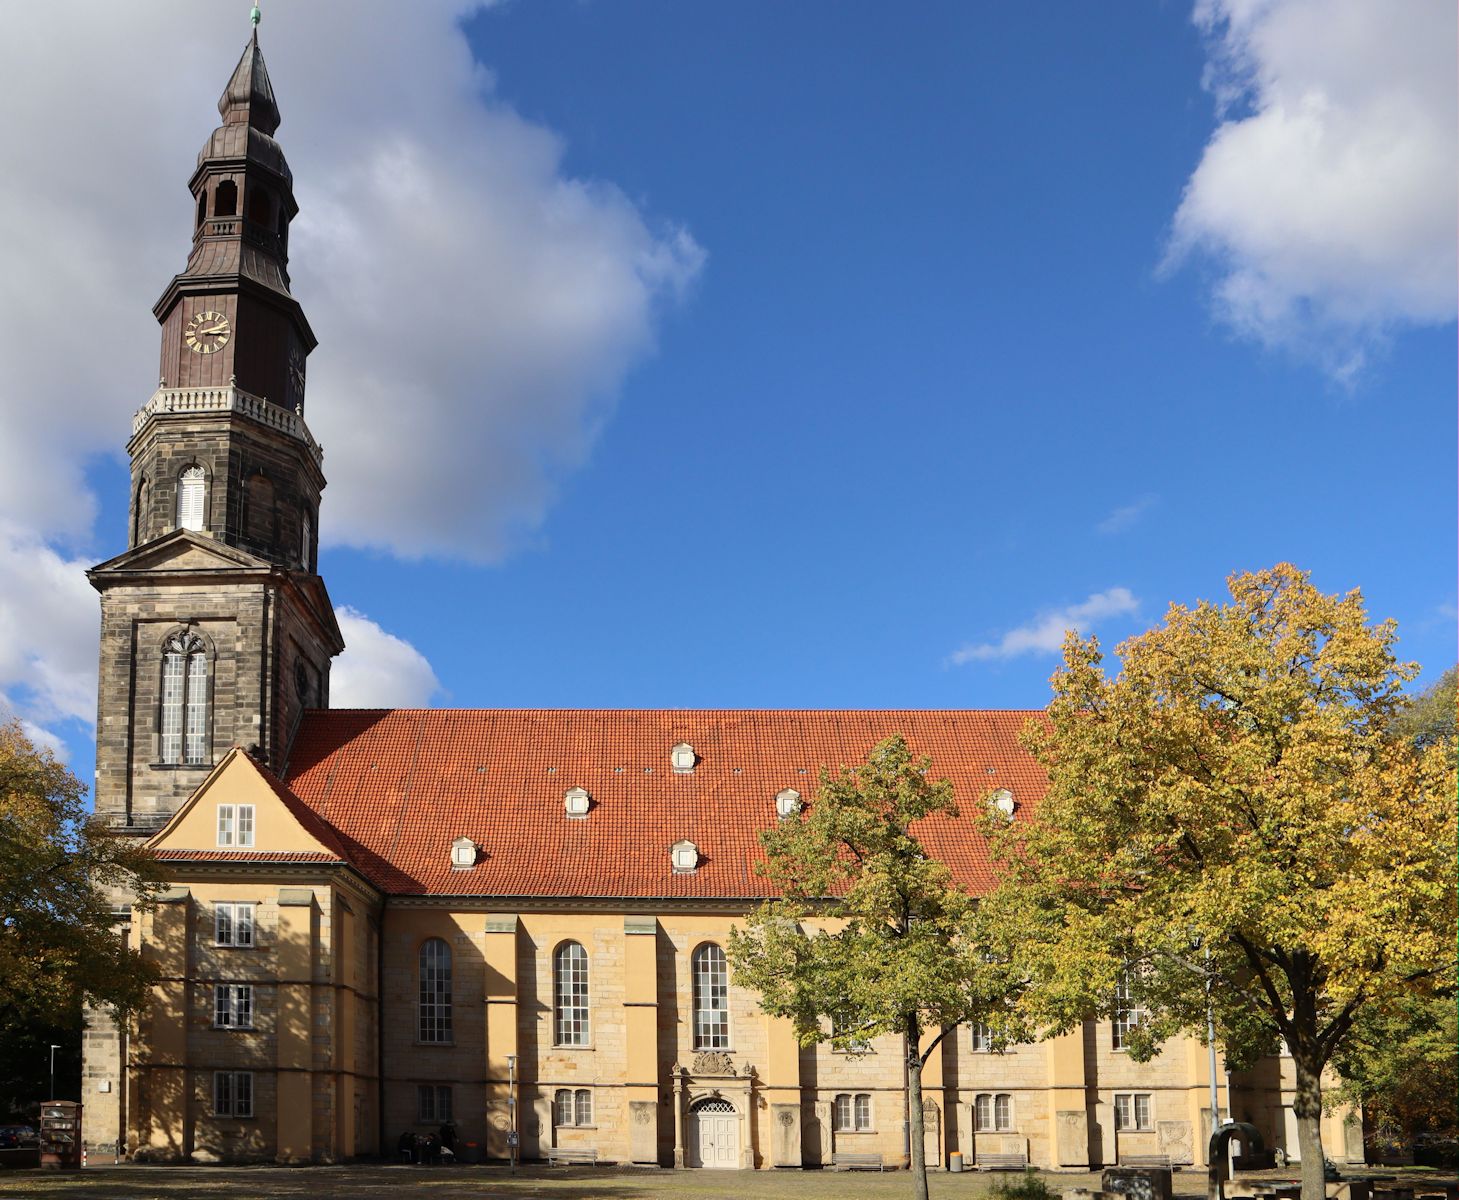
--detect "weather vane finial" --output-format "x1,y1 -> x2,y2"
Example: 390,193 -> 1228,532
250,3 -> 261,28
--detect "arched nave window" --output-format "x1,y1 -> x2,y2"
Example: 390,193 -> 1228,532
692,943 -> 730,1050
554,941 -> 590,1046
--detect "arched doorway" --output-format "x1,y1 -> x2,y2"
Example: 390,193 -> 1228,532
689,1097 -> 739,1169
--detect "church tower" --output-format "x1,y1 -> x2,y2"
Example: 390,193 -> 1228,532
90,26 -> 343,832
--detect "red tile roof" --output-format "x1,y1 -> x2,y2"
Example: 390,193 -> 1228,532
281,709 -> 1047,900
153,849 -> 341,863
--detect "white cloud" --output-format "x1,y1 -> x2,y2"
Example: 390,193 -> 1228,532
0,3 -> 701,750
0,3 -> 702,562
1166,0 -> 1457,375
950,587 -> 1139,664
0,526 -> 100,740
1096,494 -> 1158,536
331,607 -> 441,708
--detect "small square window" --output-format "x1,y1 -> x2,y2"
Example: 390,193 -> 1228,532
214,983 -> 253,1029
1114,1092 -> 1153,1132
215,903 -> 255,947
213,1071 -> 253,1118
417,1084 -> 451,1124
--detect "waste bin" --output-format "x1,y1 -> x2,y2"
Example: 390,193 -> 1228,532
949,1151 -> 965,1173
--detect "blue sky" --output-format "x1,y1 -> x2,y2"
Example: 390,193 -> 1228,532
1,1 -> 1454,776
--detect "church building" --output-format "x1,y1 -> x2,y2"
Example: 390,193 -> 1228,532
82,28 -> 1357,1172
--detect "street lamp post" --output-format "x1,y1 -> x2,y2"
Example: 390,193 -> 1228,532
49,1044 -> 61,1101
506,1053 -> 517,1174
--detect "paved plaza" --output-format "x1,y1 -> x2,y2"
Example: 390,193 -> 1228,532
0,1164 -> 1175,1200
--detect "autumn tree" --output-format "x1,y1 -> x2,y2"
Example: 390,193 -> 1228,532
980,566 -> 1457,1200
1330,665 -> 1459,1153
0,721 -> 161,1064
727,735 -> 991,1200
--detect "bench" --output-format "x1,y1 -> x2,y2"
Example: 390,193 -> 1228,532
976,1151 -> 1031,1171
1122,1154 -> 1173,1169
547,1146 -> 598,1166
833,1152 -> 885,1171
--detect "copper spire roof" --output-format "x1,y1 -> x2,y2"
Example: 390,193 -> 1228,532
218,30 -> 280,135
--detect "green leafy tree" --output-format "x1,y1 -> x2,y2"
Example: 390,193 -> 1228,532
0,721 -> 161,1040
1332,992 -> 1457,1150
728,735 -> 992,1200
980,565 -> 1457,1200
1328,666 -> 1459,1151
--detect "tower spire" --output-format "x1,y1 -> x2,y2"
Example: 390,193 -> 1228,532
250,3 -> 261,28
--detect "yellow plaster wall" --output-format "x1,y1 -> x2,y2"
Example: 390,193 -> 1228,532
150,755 -> 332,855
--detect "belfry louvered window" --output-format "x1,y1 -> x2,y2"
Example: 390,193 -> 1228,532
160,632 -> 209,765
554,941 -> 590,1046
177,466 -> 206,531
418,938 -> 453,1043
692,943 -> 730,1050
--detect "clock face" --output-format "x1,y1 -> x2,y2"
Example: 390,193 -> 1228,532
184,310 -> 231,355
288,345 -> 306,401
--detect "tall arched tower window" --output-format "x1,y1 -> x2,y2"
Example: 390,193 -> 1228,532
692,943 -> 730,1050
177,466 -> 206,531
418,938 -> 453,1043
133,476 -> 149,546
553,941 -> 590,1046
160,632 -> 209,765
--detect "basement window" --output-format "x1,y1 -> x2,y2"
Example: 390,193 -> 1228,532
450,837 -> 478,869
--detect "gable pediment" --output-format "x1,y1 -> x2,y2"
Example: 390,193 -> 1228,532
147,746 -> 347,860
90,528 -> 271,578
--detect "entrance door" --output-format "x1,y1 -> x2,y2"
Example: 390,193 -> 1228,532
693,1099 -> 739,1169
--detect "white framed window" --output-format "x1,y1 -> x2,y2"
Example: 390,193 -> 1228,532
833,1093 -> 872,1132
969,1022 -> 992,1052
418,938 -> 452,1043
213,1070 -> 253,1117
564,786 -> 591,818
1114,1092 -> 1153,1132
417,1084 -> 451,1124
554,941 -> 590,1046
553,1088 -> 593,1127
692,943 -> 730,1050
831,1012 -> 872,1053
213,983 -> 254,1029
1112,971 -> 1146,1050
670,742 -> 696,773
214,902 -> 255,947
671,839 -> 699,873
216,804 -> 255,848
449,837 -> 477,869
177,465 -> 206,531
774,788 -> 801,819
975,1093 -> 1014,1132
161,632 -> 209,766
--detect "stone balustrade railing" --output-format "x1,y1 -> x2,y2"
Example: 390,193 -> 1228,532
131,385 -> 323,465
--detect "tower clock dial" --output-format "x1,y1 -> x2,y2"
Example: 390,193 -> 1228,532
288,344 -> 306,404
184,310 -> 231,355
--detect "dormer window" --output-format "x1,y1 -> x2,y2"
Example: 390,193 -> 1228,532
671,839 -> 699,873
564,787 -> 591,819
450,837 -> 478,869
671,743 -> 696,774
775,788 -> 802,819
989,788 -> 1017,818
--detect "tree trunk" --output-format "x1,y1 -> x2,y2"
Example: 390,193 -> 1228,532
906,1016 -> 929,1200
1292,1051 -> 1328,1200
